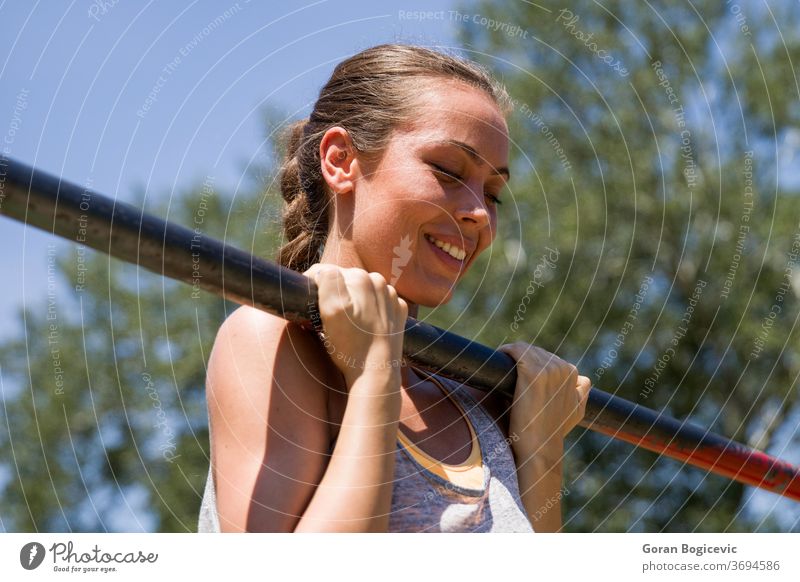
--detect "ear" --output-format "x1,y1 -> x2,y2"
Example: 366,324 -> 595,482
319,126 -> 359,195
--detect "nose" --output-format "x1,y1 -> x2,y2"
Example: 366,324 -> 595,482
454,186 -> 492,230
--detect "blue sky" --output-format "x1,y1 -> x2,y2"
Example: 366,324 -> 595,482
0,0 -> 462,339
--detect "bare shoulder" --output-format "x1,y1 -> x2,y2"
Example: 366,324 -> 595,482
207,305 -> 337,411
206,305 -> 341,532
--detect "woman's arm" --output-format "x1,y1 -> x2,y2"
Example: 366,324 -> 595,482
498,342 -> 591,532
207,307 -> 402,532
295,367 -> 400,532
512,431 -> 566,532
208,265 -> 407,532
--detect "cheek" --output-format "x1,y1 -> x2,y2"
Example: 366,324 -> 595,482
351,201 -> 416,267
361,170 -> 442,224
354,201 -> 434,272
352,165 -> 447,261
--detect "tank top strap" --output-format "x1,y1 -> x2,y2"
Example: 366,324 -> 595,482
404,368 -> 516,493
422,370 -> 524,497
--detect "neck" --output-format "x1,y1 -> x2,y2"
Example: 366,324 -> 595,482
319,233 -> 421,320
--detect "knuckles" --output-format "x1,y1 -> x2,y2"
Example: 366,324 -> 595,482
367,271 -> 389,290
502,342 -> 585,394
305,264 -> 407,329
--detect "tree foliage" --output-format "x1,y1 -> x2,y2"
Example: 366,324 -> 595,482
0,164 -> 283,531
425,0 -> 800,531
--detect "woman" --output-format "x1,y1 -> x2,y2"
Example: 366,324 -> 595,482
198,44 -> 591,533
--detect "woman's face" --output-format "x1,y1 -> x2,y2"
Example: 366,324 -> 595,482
350,80 -> 510,307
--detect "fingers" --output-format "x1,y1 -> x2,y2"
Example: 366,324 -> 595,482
499,342 -> 577,390
396,297 -> 409,328
576,375 -> 592,397
302,263 -> 321,278
302,263 -> 342,331
303,262 -> 335,283
317,267 -> 352,320
367,271 -> 390,332
367,271 -> 408,334
499,342 -> 570,371
576,374 -> 591,414
497,341 -> 534,361
302,264 -> 406,333
501,341 -> 590,436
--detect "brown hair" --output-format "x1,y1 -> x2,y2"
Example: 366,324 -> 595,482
277,44 -> 511,272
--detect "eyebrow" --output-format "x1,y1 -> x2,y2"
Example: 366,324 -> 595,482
438,139 -> 511,181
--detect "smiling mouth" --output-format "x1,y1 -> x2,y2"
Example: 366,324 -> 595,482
424,234 -> 467,261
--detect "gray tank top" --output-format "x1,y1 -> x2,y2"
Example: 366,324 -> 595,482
198,371 -> 534,533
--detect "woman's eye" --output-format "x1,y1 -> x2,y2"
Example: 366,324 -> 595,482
431,164 -> 462,182
485,192 -> 502,206
431,164 -> 503,206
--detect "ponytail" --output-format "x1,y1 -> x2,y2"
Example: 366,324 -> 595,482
276,120 -> 329,272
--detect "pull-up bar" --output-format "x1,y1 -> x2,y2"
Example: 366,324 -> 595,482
1,155 -> 797,502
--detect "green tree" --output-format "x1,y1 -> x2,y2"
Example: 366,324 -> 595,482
0,161 -> 283,531
426,0 -> 800,531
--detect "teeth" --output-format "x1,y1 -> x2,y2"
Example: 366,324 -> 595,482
427,235 -> 466,261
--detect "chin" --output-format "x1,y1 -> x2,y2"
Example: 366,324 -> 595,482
392,262 -> 467,308
397,283 -> 455,309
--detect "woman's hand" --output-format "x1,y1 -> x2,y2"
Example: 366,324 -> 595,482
497,342 -> 590,531
303,264 -> 408,386
498,342 -> 591,454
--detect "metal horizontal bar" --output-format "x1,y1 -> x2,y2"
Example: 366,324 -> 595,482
1,155 -> 797,502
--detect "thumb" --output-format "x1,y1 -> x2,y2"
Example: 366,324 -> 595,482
497,341 -> 533,361
303,262 -> 323,278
